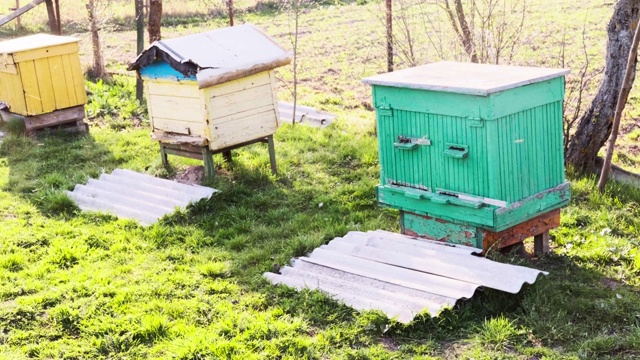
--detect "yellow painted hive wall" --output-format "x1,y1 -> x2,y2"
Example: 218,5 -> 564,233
144,80 -> 207,138
0,41 -> 86,116
205,70 -> 279,150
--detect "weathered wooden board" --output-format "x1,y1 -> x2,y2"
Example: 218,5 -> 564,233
22,105 -> 85,131
12,42 -> 78,63
209,109 -> 277,149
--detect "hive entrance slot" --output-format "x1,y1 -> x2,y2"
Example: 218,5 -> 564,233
448,146 -> 466,151
438,191 -> 459,198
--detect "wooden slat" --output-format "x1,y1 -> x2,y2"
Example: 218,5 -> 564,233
23,105 -> 84,130
47,56 -> 70,109
0,54 -> 15,67
144,82 -> 155,128
148,95 -> 206,124
209,85 -> 275,119
0,71 -> 25,114
209,109 -> 277,149
18,60 -> 42,115
146,81 -> 200,98
67,53 -> 86,104
33,57 -> 56,113
60,54 -> 78,105
12,42 -> 78,63
0,63 -> 17,74
269,71 -> 280,126
212,104 -> 274,125
152,117 -> 206,137
0,0 -> 46,28
204,71 -> 271,98
151,132 -> 208,146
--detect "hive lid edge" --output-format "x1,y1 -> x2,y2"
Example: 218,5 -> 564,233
362,62 -> 570,96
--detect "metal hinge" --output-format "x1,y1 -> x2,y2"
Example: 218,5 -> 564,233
378,108 -> 393,117
468,116 -> 483,127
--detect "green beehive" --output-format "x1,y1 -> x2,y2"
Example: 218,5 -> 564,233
363,61 -> 570,248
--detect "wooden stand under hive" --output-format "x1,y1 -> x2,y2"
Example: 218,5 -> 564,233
0,34 -> 87,136
363,62 -> 571,254
129,24 -> 291,177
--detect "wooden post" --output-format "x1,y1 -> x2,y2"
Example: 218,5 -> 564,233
14,0 -> 21,28
268,135 -> 277,175
227,0 -> 234,26
54,0 -> 60,34
202,147 -> 215,178
533,231 -> 550,255
135,0 -> 144,103
44,0 -> 59,34
0,0 -> 45,28
386,0 -> 393,72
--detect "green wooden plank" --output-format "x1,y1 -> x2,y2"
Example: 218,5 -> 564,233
377,185 -> 495,228
374,86 -> 487,119
493,182 -> 571,232
488,77 -> 565,119
401,211 -> 482,248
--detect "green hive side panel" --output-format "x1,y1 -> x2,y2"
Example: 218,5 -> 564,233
377,109 -> 490,197
493,100 -> 565,202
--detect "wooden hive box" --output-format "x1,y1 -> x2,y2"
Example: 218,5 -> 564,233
363,62 -> 571,249
129,24 -> 291,152
0,34 -> 86,116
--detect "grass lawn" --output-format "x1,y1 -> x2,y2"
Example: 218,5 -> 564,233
1,0 -> 640,359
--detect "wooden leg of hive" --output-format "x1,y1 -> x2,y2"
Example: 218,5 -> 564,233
159,143 -> 169,168
267,135 -> 277,175
202,147 -> 215,178
534,230 -> 550,255
222,150 -> 232,163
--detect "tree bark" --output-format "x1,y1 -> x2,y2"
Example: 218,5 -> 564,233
86,0 -> 107,80
44,0 -> 59,34
565,0 -> 640,173
598,16 -> 640,191
148,0 -> 162,43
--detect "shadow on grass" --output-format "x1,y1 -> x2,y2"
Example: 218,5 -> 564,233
164,153 -> 640,358
0,128 -> 118,217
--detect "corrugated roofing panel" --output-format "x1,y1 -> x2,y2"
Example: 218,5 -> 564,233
264,231 -> 548,323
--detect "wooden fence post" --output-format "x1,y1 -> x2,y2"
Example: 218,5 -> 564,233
135,0 -> 144,103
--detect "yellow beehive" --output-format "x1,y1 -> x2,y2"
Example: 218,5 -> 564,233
0,34 -> 86,116
129,24 -> 291,151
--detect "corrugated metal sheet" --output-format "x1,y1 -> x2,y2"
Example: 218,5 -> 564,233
277,102 -> 336,128
66,169 -> 217,226
129,24 -> 291,89
264,230 -> 548,323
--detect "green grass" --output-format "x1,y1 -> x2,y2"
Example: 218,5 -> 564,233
1,0 -> 640,358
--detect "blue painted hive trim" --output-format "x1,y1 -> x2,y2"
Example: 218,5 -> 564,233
139,60 -> 197,81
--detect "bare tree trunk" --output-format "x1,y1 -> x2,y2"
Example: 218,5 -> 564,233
227,0 -> 234,26
598,17 -> 640,191
86,0 -> 107,80
566,0 -> 640,173
45,0 -> 60,34
442,0 -> 477,63
148,0 -> 162,43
